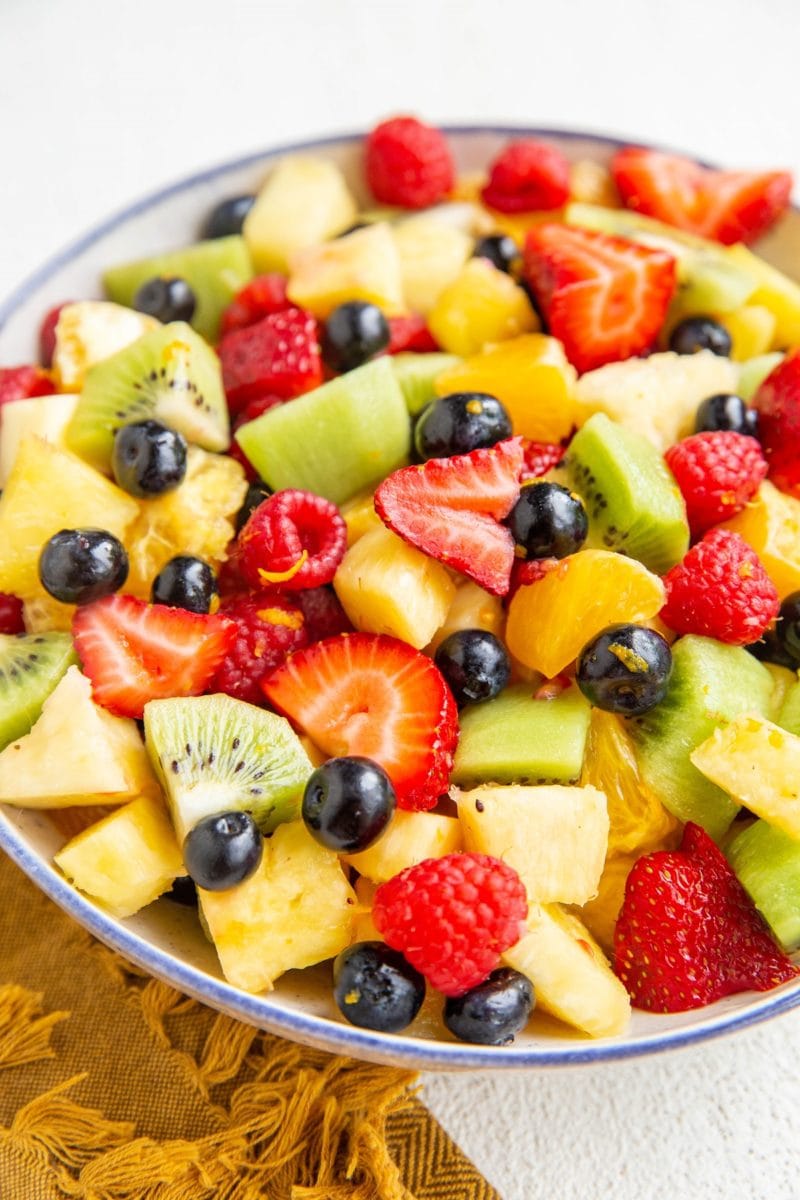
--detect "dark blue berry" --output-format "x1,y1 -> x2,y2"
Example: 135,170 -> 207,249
669,316 -> 732,357
333,941 -> 425,1032
152,556 -> 217,614
695,392 -> 759,438
201,194 -> 255,240
321,301 -> 390,372
165,876 -> 198,906
434,629 -> 511,707
112,419 -> 188,497
235,479 -> 272,533
472,234 -> 520,275
133,276 -> 196,323
302,756 -> 396,853
38,528 -> 128,605
506,482 -> 588,560
444,968 -> 534,1045
183,810 -> 262,891
576,623 -> 672,716
750,590 -> 800,668
414,392 -> 512,460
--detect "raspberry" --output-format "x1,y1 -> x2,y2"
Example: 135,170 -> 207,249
218,307 -> 322,413
665,430 -> 767,537
372,853 -> 528,996
520,438 -> 568,482
482,140 -> 571,214
220,274 -> 291,339
386,314 -> 440,355
661,528 -> 779,645
211,592 -> 309,705
365,116 -> 455,210
294,585 -> 353,641
0,593 -> 24,635
238,489 -> 347,591
229,393 -> 285,479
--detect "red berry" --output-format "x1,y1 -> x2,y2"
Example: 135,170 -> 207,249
229,393 -> 286,479
372,853 -> 528,996
665,430 -> 767,537
0,593 -> 25,635
365,116 -> 455,210
0,365 -> 54,407
385,314 -> 440,355
212,592 -> 309,706
238,489 -> 347,591
39,302 -> 71,368
520,437 -> 568,482
751,350 -> 800,497
218,308 -> 322,413
481,140 -> 571,214
219,274 -> 291,338
294,585 -> 352,641
660,528 -> 779,645
506,556 -> 560,604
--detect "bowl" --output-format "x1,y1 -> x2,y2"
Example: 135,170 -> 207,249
1,126 -> 799,1070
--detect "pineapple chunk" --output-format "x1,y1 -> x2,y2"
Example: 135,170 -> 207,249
393,216 -> 472,315
725,244 -> 800,350
426,581 -> 505,654
352,876 -> 382,942
340,489 -> 383,546
243,156 -> 357,273
428,259 -> 539,357
454,784 -> 608,905
333,525 -> 455,649
503,904 -> 631,1037
720,481 -> 800,599
287,222 -> 405,319
22,593 -> 75,634
345,811 -> 463,882
53,301 -> 158,391
569,160 -> 619,208
0,393 -> 78,487
721,305 -> 777,361
54,794 -> 182,918
199,821 -> 356,993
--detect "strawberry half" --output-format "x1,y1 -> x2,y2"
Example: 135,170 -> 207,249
263,632 -> 458,811
374,438 -> 524,596
613,148 -> 792,246
218,307 -> 323,413
522,224 -> 676,374
751,349 -> 800,497
614,822 -> 797,1013
72,594 -> 235,718
0,365 -> 55,407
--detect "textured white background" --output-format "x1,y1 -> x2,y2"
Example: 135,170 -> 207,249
2,1 -> 800,1196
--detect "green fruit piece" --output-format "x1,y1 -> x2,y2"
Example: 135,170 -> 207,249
629,635 -> 774,841
452,684 -> 591,786
727,819 -> 800,951
0,632 -> 77,752
738,352 -> 784,402
765,663 -> 797,721
777,675 -> 800,736
391,352 -> 461,416
565,412 -> 689,574
103,236 -> 252,342
235,357 -> 411,506
565,202 -> 711,250
144,693 -> 312,841
66,322 -> 230,473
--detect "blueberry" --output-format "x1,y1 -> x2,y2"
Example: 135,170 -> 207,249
235,479 -> 272,533
112,419 -> 188,497
472,234 -> 520,275
414,392 -> 512,460
333,941 -> 425,1032
321,301 -> 390,373
132,276 -> 197,324
444,968 -> 534,1046
669,316 -> 732,358
183,810 -> 262,891
201,194 -> 255,240
165,876 -> 198,907
695,392 -> 759,438
576,623 -> 673,716
752,590 -> 800,668
38,528 -> 128,605
506,482 -> 588,560
302,756 -> 395,853
434,629 -> 511,707
152,555 -> 217,614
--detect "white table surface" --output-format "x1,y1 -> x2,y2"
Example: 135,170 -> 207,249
3,1 -> 800,1195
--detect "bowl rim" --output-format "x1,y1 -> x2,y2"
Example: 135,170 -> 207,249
1,124 -> 798,1070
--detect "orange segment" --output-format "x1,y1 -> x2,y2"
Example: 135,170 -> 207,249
720,480 -> 800,599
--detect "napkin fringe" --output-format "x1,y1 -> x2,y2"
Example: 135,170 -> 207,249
0,983 -> 69,1071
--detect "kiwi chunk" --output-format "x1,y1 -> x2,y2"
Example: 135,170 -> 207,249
103,236 -> 253,342
144,694 -> 312,841
566,412 -> 689,574
776,675 -> 800,736
629,635 -> 774,841
738,352 -> 784,402
67,322 -> 230,472
452,684 -> 590,787
0,632 -> 77,752
727,819 -> 800,952
391,352 -> 461,416
235,357 -> 411,506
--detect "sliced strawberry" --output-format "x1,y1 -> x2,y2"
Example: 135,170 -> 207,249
520,437 -> 568,481
523,224 -> 677,373
263,632 -> 458,811
613,148 -> 792,246
374,438 -> 524,595
0,365 -> 55,407
218,307 -> 323,413
751,349 -> 800,497
72,594 -> 235,718
614,822 -> 797,1013
39,302 -> 71,368
386,314 -> 440,354
219,273 -> 292,338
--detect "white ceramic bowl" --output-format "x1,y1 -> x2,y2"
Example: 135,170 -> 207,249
1,127 -> 798,1070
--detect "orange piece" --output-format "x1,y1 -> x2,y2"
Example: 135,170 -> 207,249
720,480 -> 800,599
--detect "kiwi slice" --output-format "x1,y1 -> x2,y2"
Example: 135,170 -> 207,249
738,352 -> 784,402
235,356 -> 411,506
777,675 -> 800,736
391,352 -> 461,416
727,819 -> 800,951
565,412 -> 689,574
452,684 -> 590,787
0,632 -> 77,752
629,635 -> 774,841
66,322 -> 230,473
144,694 -> 312,842
103,236 -> 253,342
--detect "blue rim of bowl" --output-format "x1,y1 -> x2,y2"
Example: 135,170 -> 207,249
1,125 -> 798,1069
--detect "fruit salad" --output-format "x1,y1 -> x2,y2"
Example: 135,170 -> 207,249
2,117 -> 800,1048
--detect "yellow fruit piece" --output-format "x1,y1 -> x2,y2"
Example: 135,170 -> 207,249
577,854 -> 638,954
22,593 -> 74,633
720,480 -> 800,599
726,243 -> 800,351
506,550 -> 664,678
0,393 -> 78,488
569,160 -> 620,208
53,301 -> 158,392
287,222 -> 405,320
55,794 -> 182,919
427,259 -> 538,357
718,305 -> 777,361
483,209 -> 566,241
393,216 -> 472,315
352,876 -> 382,942
435,334 -> 576,442
426,581 -> 504,654
340,489 -> 382,546
345,811 -> 463,883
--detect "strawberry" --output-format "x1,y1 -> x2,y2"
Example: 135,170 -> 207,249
520,437 -> 568,482
0,365 -> 54,407
614,822 -> 797,1013
386,314 -> 440,354
751,349 -> 800,497
523,224 -> 677,374
263,632 -> 458,811
39,302 -> 71,368
374,438 -> 524,595
612,148 -> 792,246
218,307 -> 323,414
72,594 -> 235,718
219,273 -> 292,338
